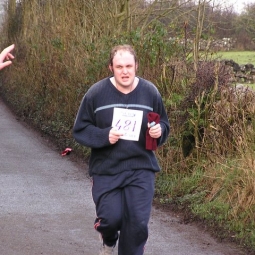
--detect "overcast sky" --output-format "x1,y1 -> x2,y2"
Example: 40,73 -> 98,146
219,0 -> 255,13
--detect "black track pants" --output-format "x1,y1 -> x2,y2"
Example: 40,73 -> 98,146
92,169 -> 155,255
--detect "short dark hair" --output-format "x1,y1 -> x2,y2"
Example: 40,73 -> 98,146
109,44 -> 137,66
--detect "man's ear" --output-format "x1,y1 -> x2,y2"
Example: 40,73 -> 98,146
109,65 -> 113,73
135,63 -> 138,71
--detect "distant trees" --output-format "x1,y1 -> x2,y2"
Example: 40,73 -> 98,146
236,3 -> 255,50
6,0 -> 255,50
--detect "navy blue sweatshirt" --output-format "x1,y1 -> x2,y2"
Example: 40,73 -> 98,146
73,77 -> 170,176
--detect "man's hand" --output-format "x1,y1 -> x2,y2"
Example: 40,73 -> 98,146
0,44 -> 15,70
148,123 -> 162,138
109,127 -> 124,144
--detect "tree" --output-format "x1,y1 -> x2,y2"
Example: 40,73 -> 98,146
230,3 -> 255,50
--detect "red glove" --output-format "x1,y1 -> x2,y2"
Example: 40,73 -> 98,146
146,112 -> 160,150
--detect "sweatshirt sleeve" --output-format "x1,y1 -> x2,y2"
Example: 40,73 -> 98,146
72,94 -> 112,148
156,92 -> 170,147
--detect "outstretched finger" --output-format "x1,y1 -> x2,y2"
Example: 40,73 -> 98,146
0,61 -> 12,70
7,53 -> 15,60
0,44 -> 15,62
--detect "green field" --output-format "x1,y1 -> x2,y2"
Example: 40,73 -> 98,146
215,51 -> 255,65
214,51 -> 255,87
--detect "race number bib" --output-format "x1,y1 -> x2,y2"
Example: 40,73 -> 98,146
111,108 -> 143,141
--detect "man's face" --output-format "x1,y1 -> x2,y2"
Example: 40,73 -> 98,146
109,50 -> 138,91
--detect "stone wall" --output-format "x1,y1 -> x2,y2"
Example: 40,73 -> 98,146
170,37 -> 236,51
224,59 -> 255,83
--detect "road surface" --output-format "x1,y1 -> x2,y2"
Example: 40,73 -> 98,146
0,98 -> 246,255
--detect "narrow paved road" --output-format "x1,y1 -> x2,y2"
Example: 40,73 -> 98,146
0,98 -> 246,255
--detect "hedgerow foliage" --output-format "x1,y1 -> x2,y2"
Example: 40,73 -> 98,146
1,0 -> 255,250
